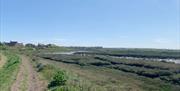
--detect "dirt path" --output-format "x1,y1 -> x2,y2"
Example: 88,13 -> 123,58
0,53 -> 6,68
11,55 -> 45,91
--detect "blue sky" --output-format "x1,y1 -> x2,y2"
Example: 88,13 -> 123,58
0,0 -> 180,49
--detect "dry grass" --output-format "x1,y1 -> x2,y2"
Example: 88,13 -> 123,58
0,53 -> 6,68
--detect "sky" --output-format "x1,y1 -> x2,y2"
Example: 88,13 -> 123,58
0,0 -> 180,49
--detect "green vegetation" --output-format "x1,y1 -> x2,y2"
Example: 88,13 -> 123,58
49,70 -> 68,87
1,44 -> 180,91
0,44 -> 8,51
35,62 -> 116,91
72,47 -> 180,59
39,53 -> 180,91
0,52 -> 21,91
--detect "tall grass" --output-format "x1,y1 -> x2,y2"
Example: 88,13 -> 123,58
36,63 -> 122,91
0,52 -> 21,91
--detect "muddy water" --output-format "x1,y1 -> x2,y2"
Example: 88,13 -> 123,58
44,51 -> 180,64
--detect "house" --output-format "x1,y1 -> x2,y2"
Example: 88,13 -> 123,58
4,41 -> 24,47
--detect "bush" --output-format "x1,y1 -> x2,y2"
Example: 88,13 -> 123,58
36,63 -> 44,72
49,70 -> 68,88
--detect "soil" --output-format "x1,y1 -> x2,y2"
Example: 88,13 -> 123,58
11,55 -> 46,91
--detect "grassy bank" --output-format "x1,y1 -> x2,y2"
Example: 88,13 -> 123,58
37,53 -> 180,91
0,52 -> 21,91
32,58 -> 116,91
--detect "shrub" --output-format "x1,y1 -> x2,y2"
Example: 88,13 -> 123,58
49,70 -> 68,88
36,63 -> 44,72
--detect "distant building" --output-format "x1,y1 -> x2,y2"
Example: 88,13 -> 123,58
4,41 -> 24,47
